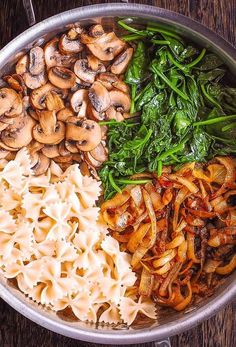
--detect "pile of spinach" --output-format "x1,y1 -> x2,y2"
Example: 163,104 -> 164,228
100,20 -> 236,199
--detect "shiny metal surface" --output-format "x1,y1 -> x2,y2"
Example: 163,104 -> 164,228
0,3 -> 235,344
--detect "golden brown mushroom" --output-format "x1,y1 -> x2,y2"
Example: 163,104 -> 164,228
0,88 -> 23,117
32,152 -> 50,176
45,91 -> 65,112
110,47 -> 133,75
105,90 -> 131,121
0,148 -> 10,159
87,103 -> 105,122
59,33 -> 84,54
41,144 -> 60,158
48,67 -> 76,89
23,71 -> 47,90
29,46 -> 45,75
96,72 -> 129,93
86,32 -> 126,61
88,81 -> 110,113
59,141 -> 71,157
30,83 -> 65,109
44,38 -> 76,68
90,142 -> 108,163
70,89 -> 88,116
16,55 -> 28,75
66,119 -> 102,151
3,74 -> 27,95
1,113 -> 36,148
87,55 -> 106,73
57,107 -> 74,122
74,59 -> 96,84
84,151 -> 102,168
33,110 -> 65,144
65,140 -> 79,153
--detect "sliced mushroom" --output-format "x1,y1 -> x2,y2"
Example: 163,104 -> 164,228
5,152 -> 16,161
53,155 -> 73,163
3,74 -> 27,94
48,67 -> 76,89
89,142 -> 108,163
72,153 -> 82,162
87,103 -> 105,122
105,90 -> 131,121
0,141 -> 19,151
0,116 -> 14,125
45,91 -> 64,111
74,59 -> 96,84
16,55 -> 29,75
30,82 -> 63,109
0,88 -> 23,117
59,141 -> 71,156
29,151 -> 40,168
0,148 -> 9,159
80,161 -> 91,176
28,108 -> 39,121
42,144 -> 60,158
29,46 -> 45,75
27,140 -> 44,154
89,24 -> 105,38
58,33 -> 83,54
44,38 -> 76,68
84,151 -> 102,168
87,55 -> 106,73
1,113 -> 36,148
89,81 -> 110,113
33,110 -> 65,144
23,71 -> 47,89
96,72 -> 129,93
70,89 -> 88,116
67,26 -> 83,40
65,140 -> 78,153
32,152 -> 50,176
0,122 -> 9,131
86,32 -> 126,61
57,107 -> 74,122
73,77 -> 91,90
110,47 -> 133,75
66,119 -> 102,151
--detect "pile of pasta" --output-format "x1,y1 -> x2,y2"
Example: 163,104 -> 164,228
101,157 -> 236,311
0,148 -> 156,325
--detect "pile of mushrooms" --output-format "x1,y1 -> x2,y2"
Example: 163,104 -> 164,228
0,24 -> 133,176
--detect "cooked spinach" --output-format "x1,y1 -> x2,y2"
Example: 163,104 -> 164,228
100,20 -> 236,199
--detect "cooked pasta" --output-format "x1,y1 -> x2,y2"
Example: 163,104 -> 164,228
101,157 -> 236,311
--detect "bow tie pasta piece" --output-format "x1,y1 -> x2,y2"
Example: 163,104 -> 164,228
22,192 -> 43,221
43,202 -> 72,240
0,209 -> 16,233
55,240 -> 78,262
76,206 -> 100,231
99,302 -> 121,324
0,183 -> 21,211
73,229 -> 100,269
0,161 -> 26,193
33,239 -> 55,258
14,147 -> 33,176
119,296 -> 157,326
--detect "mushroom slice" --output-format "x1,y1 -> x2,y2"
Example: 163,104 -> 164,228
44,38 -> 76,68
66,119 -> 102,152
112,79 -> 130,94
84,151 -> 102,168
1,113 -> 36,148
48,67 -> 76,89
89,142 -> 108,163
110,47 -> 133,75
16,55 -> 29,75
65,140 -> 78,153
59,141 -> 71,156
45,91 -> 64,112
87,32 -> 126,61
32,152 -> 50,176
29,46 -> 45,75
0,122 -> 9,131
30,82 -> 64,109
89,81 -> 110,113
72,153 -> 82,162
89,24 -> 105,38
67,26 -> 83,40
0,148 -> 10,159
0,116 -> 14,125
0,141 -> 19,151
54,155 -> 73,163
3,74 -> 27,94
27,140 -> 44,154
33,110 -> 65,145
57,107 -> 74,122
42,144 -> 60,158
59,33 -> 84,54
96,72 -> 129,93
87,103 -> 104,122
29,151 -> 40,168
70,89 -> 88,116
0,88 -> 23,117
80,161 -> 91,176
23,71 -> 47,89
74,59 -> 96,84
87,55 -> 106,73
109,90 -> 131,112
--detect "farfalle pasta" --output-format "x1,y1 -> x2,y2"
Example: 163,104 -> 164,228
0,148 -> 157,325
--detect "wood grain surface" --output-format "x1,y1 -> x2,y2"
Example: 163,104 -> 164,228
0,1 -> 235,346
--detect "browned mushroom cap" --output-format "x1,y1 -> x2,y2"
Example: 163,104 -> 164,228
86,103 -> 104,122
57,107 -> 74,122
59,141 -> 71,156
66,119 -> 102,152
67,26 -> 83,39
72,153 -> 82,162
1,113 -> 36,148
42,144 -> 60,158
109,90 -> 131,112
88,81 -> 110,113
86,32 -> 126,61
0,88 -> 23,117
65,140 -> 78,153
48,67 -> 76,89
0,148 -> 10,159
70,89 -> 88,116
0,141 -> 19,151
3,74 -> 27,95
44,38 -> 76,68
29,151 -> 40,168
0,116 -> 14,127
29,46 -> 45,75
0,122 -> 9,131
54,155 -> 73,163
84,151 -> 102,168
96,72 -> 129,94
45,91 -> 64,111
16,55 -> 29,75
74,59 -> 96,84
110,47 -> 133,75
32,152 -> 50,176
87,55 -> 106,73
58,33 -> 83,55
33,110 -> 65,144
80,161 -> 91,176
90,142 -> 108,163
27,139 -> 44,154
30,82 -> 64,109
89,24 -> 105,38
23,71 -> 47,89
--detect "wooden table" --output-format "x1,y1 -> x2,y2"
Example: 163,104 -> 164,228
0,1 -> 235,346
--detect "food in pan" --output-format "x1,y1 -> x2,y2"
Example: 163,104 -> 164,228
0,20 -> 235,325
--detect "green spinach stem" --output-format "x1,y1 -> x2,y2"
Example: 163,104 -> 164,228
193,115 -> 236,126
108,172 -> 122,193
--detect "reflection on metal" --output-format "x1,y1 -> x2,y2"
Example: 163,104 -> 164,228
23,0 -> 36,26
154,338 -> 172,347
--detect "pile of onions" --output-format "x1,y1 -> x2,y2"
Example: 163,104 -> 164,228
101,156 -> 236,311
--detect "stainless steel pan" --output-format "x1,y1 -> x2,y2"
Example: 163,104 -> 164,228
0,3 -> 235,344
